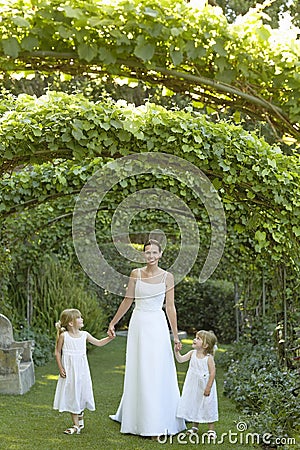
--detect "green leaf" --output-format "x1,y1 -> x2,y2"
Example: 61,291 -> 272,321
119,180 -> 127,188
219,160 -> 230,171
234,223 -> 244,233
216,68 -> 237,84
292,226 -> 300,237
58,26 -> 73,39
233,111 -> 241,123
78,43 -> 98,62
98,47 -> 116,64
71,128 -> 84,140
212,38 -> 227,57
21,36 -> 39,51
255,230 -> 266,243
171,27 -> 181,37
256,26 -> 271,42
134,42 -> 155,62
144,7 -> 158,18
62,6 -> 84,19
2,37 -> 20,58
167,136 -> 176,142
186,41 -> 206,59
170,49 -> 183,66
32,128 -> 42,137
12,16 -> 30,28
267,158 -> 277,169
4,149 -> 13,159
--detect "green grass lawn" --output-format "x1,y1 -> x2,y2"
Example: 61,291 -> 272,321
0,338 -> 260,449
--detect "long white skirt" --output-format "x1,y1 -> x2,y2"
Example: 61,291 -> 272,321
110,308 -> 186,436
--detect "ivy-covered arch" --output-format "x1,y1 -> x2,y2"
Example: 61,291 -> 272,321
1,92 -> 299,263
1,92 -> 299,363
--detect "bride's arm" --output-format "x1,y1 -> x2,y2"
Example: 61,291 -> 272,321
165,272 -> 181,350
107,269 -> 137,337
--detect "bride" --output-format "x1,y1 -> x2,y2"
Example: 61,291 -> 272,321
107,239 -> 186,437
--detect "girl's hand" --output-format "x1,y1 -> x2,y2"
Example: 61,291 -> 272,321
174,341 -> 182,351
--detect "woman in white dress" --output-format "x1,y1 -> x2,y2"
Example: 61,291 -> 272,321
53,308 -> 114,434
175,330 -> 218,438
108,239 -> 186,438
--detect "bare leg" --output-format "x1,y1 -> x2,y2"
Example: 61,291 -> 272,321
208,422 -> 215,431
207,423 -> 217,439
71,413 -> 79,427
63,413 -> 80,434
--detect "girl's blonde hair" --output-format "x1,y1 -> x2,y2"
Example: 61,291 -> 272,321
196,330 -> 218,355
55,308 -> 81,342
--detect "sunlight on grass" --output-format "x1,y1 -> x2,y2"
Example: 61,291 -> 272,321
113,364 -> 125,375
44,374 -> 59,380
176,370 -> 189,376
181,338 -> 193,344
36,380 -> 50,386
0,339 -> 260,450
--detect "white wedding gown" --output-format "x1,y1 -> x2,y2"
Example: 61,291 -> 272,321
110,270 -> 186,436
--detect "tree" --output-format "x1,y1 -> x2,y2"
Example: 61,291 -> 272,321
213,0 -> 300,27
0,0 -> 299,142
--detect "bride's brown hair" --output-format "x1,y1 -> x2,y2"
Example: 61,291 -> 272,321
143,239 -> 162,252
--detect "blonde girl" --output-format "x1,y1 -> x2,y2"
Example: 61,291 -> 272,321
175,330 -> 218,438
53,308 -> 114,435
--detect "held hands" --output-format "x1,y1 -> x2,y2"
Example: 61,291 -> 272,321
107,323 -> 116,338
174,340 -> 182,352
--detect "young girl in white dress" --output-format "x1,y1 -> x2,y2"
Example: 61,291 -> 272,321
175,330 -> 218,438
53,308 -> 114,435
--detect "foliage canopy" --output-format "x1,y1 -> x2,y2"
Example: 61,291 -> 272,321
0,0 -> 299,141
1,92 -> 299,267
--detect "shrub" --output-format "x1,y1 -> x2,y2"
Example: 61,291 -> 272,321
175,278 -> 234,342
223,321 -> 300,440
14,327 -> 54,367
6,257 -> 107,366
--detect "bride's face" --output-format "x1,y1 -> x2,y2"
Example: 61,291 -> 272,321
144,244 -> 162,264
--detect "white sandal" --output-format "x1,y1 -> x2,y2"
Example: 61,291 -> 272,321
186,427 -> 198,435
63,425 -> 81,435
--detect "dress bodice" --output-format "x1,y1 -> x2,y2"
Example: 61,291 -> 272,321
63,331 -> 87,356
134,270 -> 166,311
189,351 -> 210,377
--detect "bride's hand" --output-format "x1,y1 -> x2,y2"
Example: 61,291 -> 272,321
174,341 -> 182,351
107,323 -> 116,338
